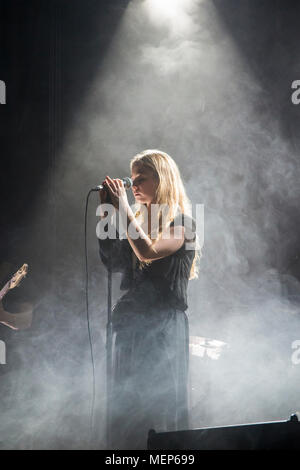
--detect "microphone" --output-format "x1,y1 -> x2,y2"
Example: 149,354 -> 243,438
91,177 -> 132,192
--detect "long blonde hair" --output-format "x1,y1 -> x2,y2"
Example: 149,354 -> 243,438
130,149 -> 201,279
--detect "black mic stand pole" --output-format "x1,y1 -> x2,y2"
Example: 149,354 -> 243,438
103,188 -> 114,449
106,246 -> 113,449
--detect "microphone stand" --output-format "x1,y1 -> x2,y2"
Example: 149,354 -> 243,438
103,189 -> 114,449
99,182 -> 132,448
106,243 -> 113,449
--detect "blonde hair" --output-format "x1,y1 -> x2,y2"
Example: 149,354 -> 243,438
130,149 -> 201,279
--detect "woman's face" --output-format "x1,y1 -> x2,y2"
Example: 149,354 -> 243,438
131,165 -> 158,206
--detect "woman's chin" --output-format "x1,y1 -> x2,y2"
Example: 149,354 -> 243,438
134,195 -> 150,205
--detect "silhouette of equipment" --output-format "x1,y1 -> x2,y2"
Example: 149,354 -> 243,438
147,414 -> 300,450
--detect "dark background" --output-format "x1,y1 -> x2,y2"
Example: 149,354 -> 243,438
0,0 -> 300,449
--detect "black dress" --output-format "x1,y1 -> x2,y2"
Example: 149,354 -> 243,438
98,212 -> 196,449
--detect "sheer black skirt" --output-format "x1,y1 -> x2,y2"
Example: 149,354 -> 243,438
109,303 -> 189,450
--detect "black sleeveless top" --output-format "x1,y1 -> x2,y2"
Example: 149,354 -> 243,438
98,213 -> 196,314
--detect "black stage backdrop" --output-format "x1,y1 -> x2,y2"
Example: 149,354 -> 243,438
0,0 -> 300,450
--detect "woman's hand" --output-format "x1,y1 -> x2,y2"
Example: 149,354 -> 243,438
101,176 -> 129,211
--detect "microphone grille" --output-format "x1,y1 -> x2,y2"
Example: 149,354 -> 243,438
123,177 -> 133,189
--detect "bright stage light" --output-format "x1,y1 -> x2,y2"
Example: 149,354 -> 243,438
142,0 -> 197,34
148,0 -> 185,17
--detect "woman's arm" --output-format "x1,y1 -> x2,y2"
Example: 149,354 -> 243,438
120,204 -> 185,262
103,176 -> 185,263
97,209 -> 132,272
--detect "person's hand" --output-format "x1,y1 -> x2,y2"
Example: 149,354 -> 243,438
102,176 -> 129,211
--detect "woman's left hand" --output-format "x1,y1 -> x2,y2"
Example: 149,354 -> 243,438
103,176 -> 129,211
